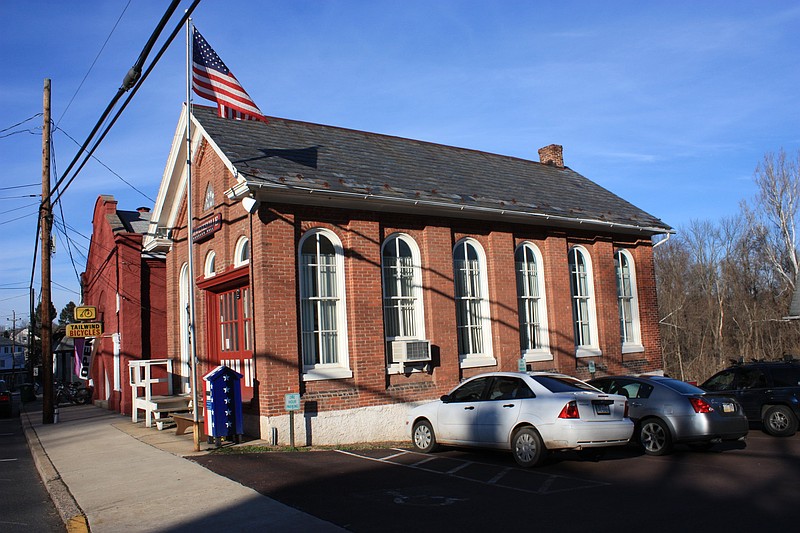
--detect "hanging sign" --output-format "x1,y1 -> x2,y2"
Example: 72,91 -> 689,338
192,213 -> 222,242
66,322 -> 103,338
74,306 -> 97,321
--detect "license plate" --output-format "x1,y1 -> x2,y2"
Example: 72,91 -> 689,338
594,403 -> 611,415
722,403 -> 734,413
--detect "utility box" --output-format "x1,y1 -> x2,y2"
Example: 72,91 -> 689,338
202,365 -> 244,446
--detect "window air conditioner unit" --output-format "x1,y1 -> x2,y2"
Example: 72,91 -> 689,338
391,340 -> 431,363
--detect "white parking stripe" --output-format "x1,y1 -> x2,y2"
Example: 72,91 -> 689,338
334,448 -> 609,495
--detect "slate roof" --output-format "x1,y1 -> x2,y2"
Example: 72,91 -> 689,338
107,209 -> 151,235
192,106 -> 671,234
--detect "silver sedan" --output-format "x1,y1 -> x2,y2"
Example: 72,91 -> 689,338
589,375 -> 748,455
407,372 -> 632,467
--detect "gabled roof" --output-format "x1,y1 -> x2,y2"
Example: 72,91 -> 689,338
146,105 -> 671,250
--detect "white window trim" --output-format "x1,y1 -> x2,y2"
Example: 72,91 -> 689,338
234,236 -> 250,267
453,238 -> 495,368
569,246 -> 602,358
382,233 -> 427,374
178,263 -> 191,394
204,250 -> 216,278
298,228 -> 352,381
616,249 -> 644,354
515,242 -> 552,362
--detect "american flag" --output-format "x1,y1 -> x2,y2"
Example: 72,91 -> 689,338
192,28 -> 266,122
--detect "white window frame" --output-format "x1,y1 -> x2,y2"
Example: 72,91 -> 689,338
569,246 -> 601,357
615,249 -> 644,353
298,228 -> 352,381
453,238 -> 495,368
204,250 -> 216,278
381,233 -> 426,373
234,236 -> 250,267
515,242 -> 552,361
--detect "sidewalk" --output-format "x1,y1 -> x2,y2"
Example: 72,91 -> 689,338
22,398 -> 345,532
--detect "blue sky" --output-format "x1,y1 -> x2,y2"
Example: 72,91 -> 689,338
1,0 -> 799,325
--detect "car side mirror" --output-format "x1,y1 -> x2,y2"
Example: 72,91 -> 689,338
440,394 -> 451,403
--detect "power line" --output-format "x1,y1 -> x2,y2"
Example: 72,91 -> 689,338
56,0 -> 133,126
55,126 -> 155,203
0,113 -> 42,134
48,0 -> 189,206
0,183 -> 38,191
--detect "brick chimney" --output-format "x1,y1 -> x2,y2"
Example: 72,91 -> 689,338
538,144 -> 564,167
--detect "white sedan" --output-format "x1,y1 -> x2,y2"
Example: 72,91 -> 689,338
407,371 -> 633,467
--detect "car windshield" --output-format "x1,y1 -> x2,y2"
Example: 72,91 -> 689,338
658,378 -> 704,395
532,375 -> 597,393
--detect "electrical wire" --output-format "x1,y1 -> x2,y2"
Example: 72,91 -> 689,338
56,0 -> 133,126
0,113 -> 42,135
51,0 -> 201,207
50,131 -> 82,285
55,126 -> 155,203
0,184 -> 38,190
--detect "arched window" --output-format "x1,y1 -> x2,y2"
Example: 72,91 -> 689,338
615,249 -> 643,352
515,242 -> 551,361
298,228 -> 351,380
178,263 -> 191,393
204,251 -> 216,277
203,182 -> 215,211
453,238 -> 494,366
568,246 -> 601,357
382,234 -> 425,367
234,237 -> 250,267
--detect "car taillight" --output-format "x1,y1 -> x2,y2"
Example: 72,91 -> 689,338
0,393 -> 9,401
689,397 -> 714,413
558,400 -> 580,419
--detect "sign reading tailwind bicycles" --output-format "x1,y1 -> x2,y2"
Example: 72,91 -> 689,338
66,322 -> 103,338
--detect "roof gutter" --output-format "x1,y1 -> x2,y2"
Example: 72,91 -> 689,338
226,175 -> 674,236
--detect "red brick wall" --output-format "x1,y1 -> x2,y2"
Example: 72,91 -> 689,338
165,150 -> 664,425
83,196 -> 167,415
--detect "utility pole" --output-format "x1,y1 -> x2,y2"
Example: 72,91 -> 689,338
41,78 -> 54,424
10,310 -> 17,390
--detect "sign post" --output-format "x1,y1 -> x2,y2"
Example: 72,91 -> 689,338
285,393 -> 301,448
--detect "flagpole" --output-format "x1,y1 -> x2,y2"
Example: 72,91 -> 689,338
186,16 -> 201,452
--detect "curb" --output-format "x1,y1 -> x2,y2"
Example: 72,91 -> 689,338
21,403 -> 90,533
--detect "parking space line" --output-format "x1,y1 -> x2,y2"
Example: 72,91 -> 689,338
487,467 -> 511,485
335,449 -> 610,495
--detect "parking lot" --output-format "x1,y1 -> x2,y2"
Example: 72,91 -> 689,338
193,428 -> 800,532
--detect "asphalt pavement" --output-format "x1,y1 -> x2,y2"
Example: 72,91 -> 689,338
21,397 -> 345,532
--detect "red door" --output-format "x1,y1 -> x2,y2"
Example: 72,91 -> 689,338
209,285 -> 254,401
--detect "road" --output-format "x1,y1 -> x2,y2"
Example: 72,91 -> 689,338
0,395 -> 65,532
193,429 -> 800,532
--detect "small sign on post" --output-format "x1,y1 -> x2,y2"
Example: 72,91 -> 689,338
518,358 -> 527,373
285,393 -> 301,449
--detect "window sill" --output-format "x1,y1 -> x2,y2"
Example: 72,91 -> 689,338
459,355 -> 497,369
523,349 -> 553,362
576,347 -> 603,358
302,367 -> 353,381
622,343 -> 645,354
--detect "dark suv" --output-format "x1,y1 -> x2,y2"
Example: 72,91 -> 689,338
701,360 -> 800,437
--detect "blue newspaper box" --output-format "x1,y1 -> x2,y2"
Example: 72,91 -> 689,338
203,365 -> 244,445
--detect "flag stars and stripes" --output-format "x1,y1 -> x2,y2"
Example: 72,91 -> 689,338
191,27 -> 266,122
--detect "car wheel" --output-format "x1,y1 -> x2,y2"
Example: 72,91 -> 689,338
763,405 -> 799,437
640,418 -> 673,456
412,420 -> 439,453
511,427 -> 545,468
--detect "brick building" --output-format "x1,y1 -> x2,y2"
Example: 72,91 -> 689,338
144,105 -> 671,445
82,195 -> 167,415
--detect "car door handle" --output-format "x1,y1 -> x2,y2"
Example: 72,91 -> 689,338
503,404 -> 515,408
631,402 -> 642,407
463,406 -> 474,410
